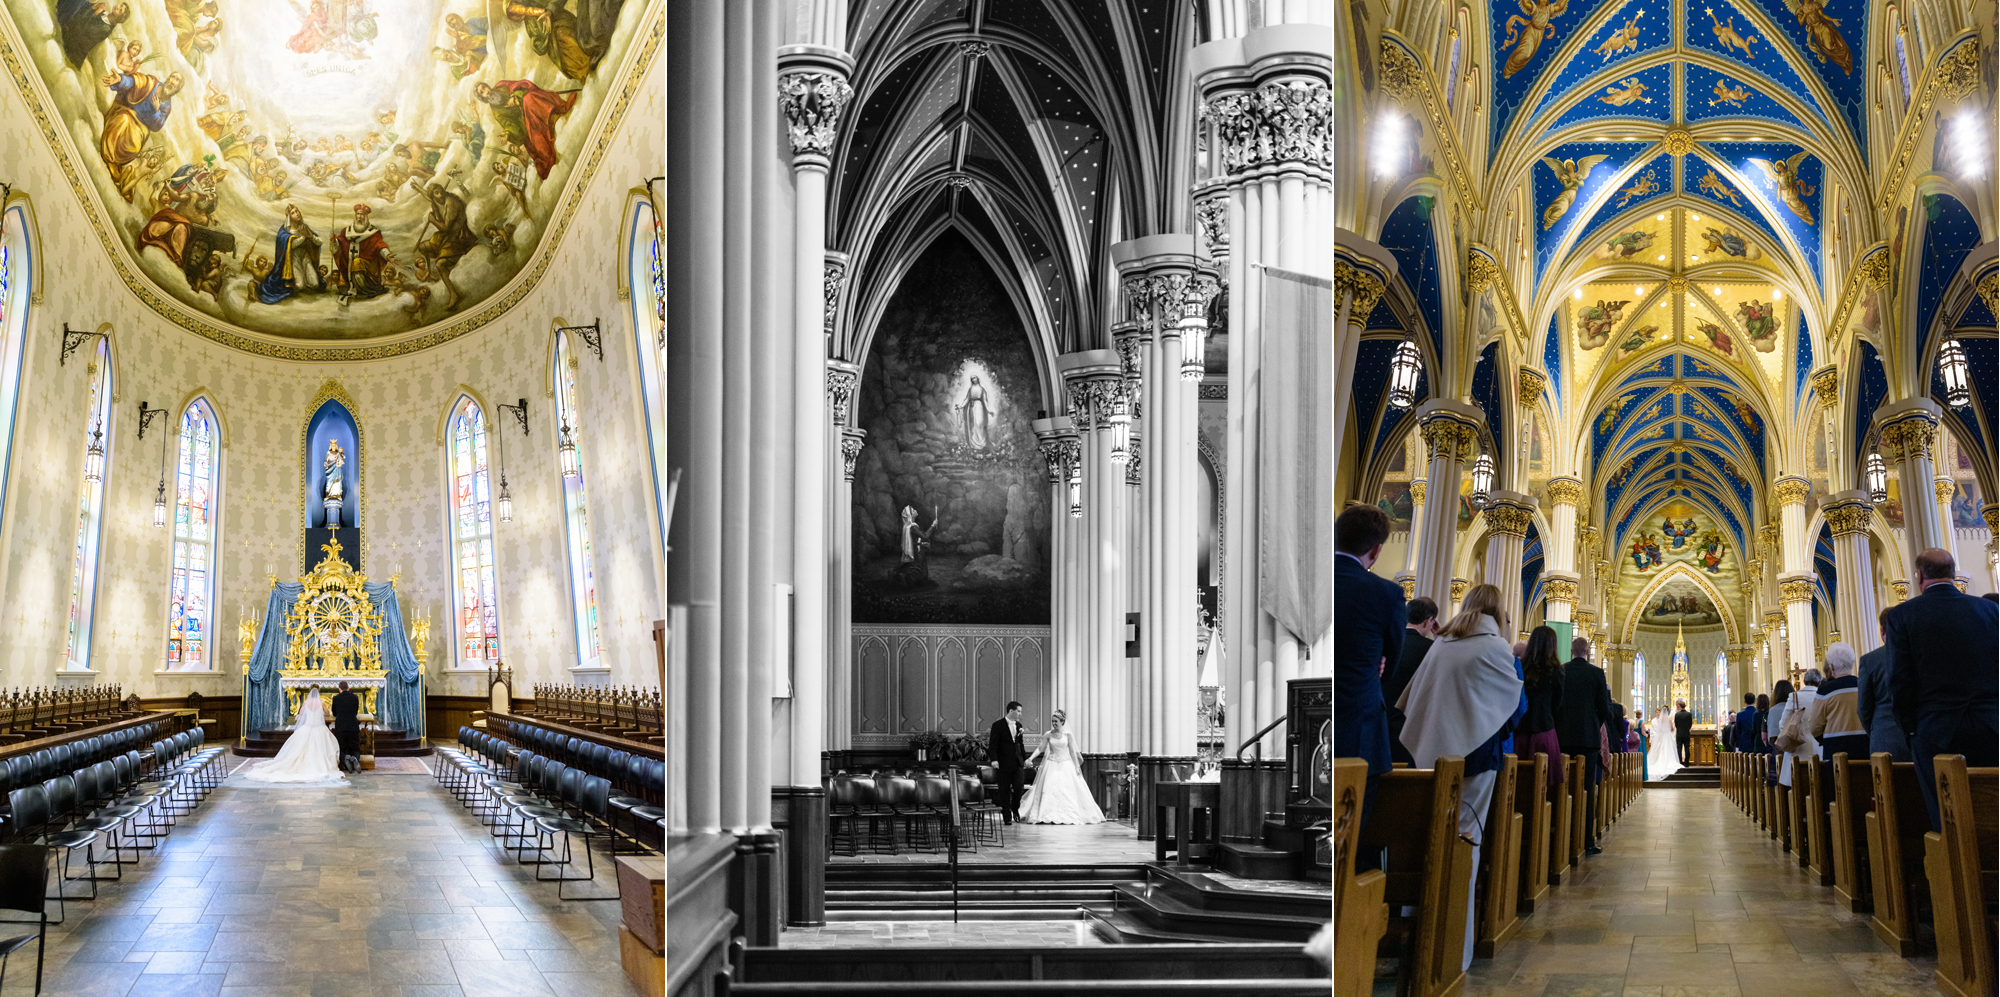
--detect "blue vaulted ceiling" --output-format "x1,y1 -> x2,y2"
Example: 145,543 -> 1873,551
1587,355 -> 1768,553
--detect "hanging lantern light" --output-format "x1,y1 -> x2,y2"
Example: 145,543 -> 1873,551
1180,314 -> 1207,382
1067,452 -> 1083,518
557,423 -> 581,479
1387,337 -> 1422,410
152,477 -> 167,529
82,423 -> 104,483
1865,442 -> 1888,505
496,471 -> 514,524
1469,449 -> 1494,510
1109,403 -> 1131,465
1938,336 -> 1971,408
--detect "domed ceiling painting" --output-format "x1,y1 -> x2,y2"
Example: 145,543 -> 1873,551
0,0 -> 657,354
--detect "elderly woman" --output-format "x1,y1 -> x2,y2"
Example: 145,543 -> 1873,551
1398,582 -> 1523,973
1776,671 -> 1821,789
1809,643 -> 1869,762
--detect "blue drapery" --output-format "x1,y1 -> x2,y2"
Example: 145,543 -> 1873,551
243,582 -> 424,739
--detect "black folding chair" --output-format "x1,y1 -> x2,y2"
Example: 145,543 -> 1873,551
0,844 -> 51,994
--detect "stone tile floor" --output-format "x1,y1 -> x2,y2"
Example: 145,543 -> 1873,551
826,818 -> 1155,866
0,758 -> 646,997
778,918 -> 1107,948
1375,788 -> 1945,997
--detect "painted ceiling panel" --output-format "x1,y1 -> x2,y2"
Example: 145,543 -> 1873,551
1682,62 -> 1811,130
986,0 -> 1082,70
1961,293 -> 1998,330
1366,298 -> 1402,329
1377,196 -> 1445,356
1544,316 -> 1565,411
1742,0 -> 1866,155
845,55 -> 934,210
1792,312 -> 1814,408
1682,154 -> 1789,271
1934,365 -> 1987,459
1703,142 -> 1823,288
1573,154 -> 1675,256
1850,339 -> 1888,465
1536,61 -> 1674,139
880,60 -> 964,175
1488,0 -> 1620,156
1685,0 -> 1828,128
1960,336 -> 1998,454
1915,194 -> 1982,370
1534,141 -> 1649,285
1471,341 -> 1507,453
1352,339 -> 1399,449
1522,0 -> 1669,129
1594,386 -> 1658,460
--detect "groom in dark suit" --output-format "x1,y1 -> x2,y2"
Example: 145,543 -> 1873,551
1673,701 -> 1694,765
988,702 -> 1027,824
331,681 -> 361,773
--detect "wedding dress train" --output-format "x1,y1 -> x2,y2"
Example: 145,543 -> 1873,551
1019,732 -> 1105,824
239,692 -> 347,785
1644,710 -> 1681,782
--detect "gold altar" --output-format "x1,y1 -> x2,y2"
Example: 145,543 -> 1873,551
248,541 -> 429,722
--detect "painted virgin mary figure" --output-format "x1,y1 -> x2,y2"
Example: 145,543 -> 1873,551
959,376 -> 991,449
322,440 -> 346,517
257,204 -> 325,304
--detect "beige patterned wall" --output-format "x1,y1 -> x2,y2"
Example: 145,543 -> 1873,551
0,56 -> 665,702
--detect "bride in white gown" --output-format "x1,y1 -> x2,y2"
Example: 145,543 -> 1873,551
240,687 -> 347,785
1018,710 -> 1105,825
1645,707 -> 1681,782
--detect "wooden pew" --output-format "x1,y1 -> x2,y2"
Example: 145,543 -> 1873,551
1567,755 -> 1587,868
1803,757 -> 1835,885
1829,754 -> 1875,914
1546,753 -> 1572,886
1475,755 -> 1521,957
1515,753 -> 1551,913
1332,759 -> 1386,997
1360,757 -> 1473,997
1866,754 -> 1932,956
1922,755 -> 1997,997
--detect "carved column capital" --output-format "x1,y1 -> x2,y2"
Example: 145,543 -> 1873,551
1408,479 -> 1428,504
1036,435 -> 1082,484
1982,504 -> 1997,535
825,359 -> 861,427
1773,477 -> 1812,507
1935,477 -> 1958,504
1194,188 -> 1230,261
1977,271 -> 1998,318
1417,411 -> 1481,462
1779,578 -> 1816,605
1822,498 -> 1874,539
777,66 -> 854,165
1890,580 -> 1910,602
1517,366 -> 1546,406
1542,578 -> 1579,603
838,428 -> 867,482
1199,79 -> 1330,179
1467,251 -> 1502,293
1450,578 -> 1469,603
1810,365 -> 1839,406
1125,443 -> 1143,486
1573,608 -> 1596,630
1877,411 -> 1939,463
1334,260 -> 1386,322
1064,377 -> 1123,432
1757,524 -> 1780,556
822,253 -> 849,340
1482,499 -> 1534,539
1545,476 -> 1583,507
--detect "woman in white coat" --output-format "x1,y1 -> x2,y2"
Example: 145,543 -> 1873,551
1398,582 -> 1523,973
1776,670 -> 1821,789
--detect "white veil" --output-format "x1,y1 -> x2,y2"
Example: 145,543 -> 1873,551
295,690 -> 327,730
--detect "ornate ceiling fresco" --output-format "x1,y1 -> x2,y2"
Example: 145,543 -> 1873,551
0,0 -> 659,356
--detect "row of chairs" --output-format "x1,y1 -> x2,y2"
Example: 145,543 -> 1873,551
0,726 -> 224,994
502,722 -> 666,811
825,772 -> 1005,856
435,728 -> 663,901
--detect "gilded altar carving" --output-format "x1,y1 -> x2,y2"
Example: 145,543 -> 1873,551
1545,477 -> 1583,506
1823,500 -> 1874,538
279,540 -> 389,719
1773,478 -> 1812,506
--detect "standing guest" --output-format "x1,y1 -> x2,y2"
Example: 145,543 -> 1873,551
1764,684 -> 1789,787
1333,504 -> 1403,823
1609,702 -> 1628,754
1517,627 -> 1565,787
1382,597 -> 1439,766
1809,642 -> 1869,763
1985,593 -> 1998,604
1886,548 -> 1999,830
1397,583 -> 1521,973
1554,637 -> 1613,855
1633,708 -> 1648,779
1856,612 -> 1910,762
1734,694 -> 1760,754
1777,672 -> 1820,791
1672,700 -> 1695,765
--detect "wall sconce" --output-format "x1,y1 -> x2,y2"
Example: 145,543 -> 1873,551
558,320 -> 603,362
498,398 -> 530,435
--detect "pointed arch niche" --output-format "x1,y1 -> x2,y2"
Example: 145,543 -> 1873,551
1622,563 -> 1742,723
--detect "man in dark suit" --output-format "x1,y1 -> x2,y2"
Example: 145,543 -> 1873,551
1334,504 -> 1402,827
1554,637 -> 1614,853
1734,694 -> 1760,754
1673,701 -> 1694,765
1886,548 -> 1998,830
987,702 -> 1028,824
331,680 -> 361,773
1856,612 -> 1910,762
1381,597 -> 1438,766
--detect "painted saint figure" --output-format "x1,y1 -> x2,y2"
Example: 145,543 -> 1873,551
505,0 -> 628,81
894,505 -> 942,588
99,68 -> 184,202
410,181 -> 480,310
322,440 -> 346,525
959,375 -> 991,448
256,203 -> 326,304
1500,0 -> 1570,78
476,80 -> 580,180
56,0 -> 131,67
332,204 -> 390,303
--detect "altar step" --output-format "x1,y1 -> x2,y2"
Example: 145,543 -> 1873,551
826,864 -> 1145,920
1085,865 -> 1329,944
232,728 -> 434,758
1646,765 -> 1720,789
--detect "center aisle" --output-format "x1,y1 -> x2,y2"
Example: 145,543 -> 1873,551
1447,788 -> 1944,997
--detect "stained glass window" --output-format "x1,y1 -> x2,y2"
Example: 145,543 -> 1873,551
167,401 -> 217,670
449,397 -> 501,665
630,199 -> 669,563
64,338 -> 111,670
1632,651 -> 1646,716
555,332 -> 602,665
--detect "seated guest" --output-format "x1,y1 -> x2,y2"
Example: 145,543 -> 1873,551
1886,547 -> 1998,830
1382,597 -> 1439,766
1516,626 -> 1564,787
1808,642 -> 1868,763
1333,504 -> 1402,825
1856,612 -> 1909,762
1397,582 -> 1521,973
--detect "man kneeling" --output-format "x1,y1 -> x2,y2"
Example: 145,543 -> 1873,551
331,681 -> 362,773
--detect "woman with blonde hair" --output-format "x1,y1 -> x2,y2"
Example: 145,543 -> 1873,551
1397,582 -> 1522,972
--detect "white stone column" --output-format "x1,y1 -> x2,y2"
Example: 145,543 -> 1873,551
1398,478 -> 1427,598
1480,493 -> 1534,639
1541,476 -> 1582,623
778,47 -> 852,793
1162,275 -> 1218,756
825,362 -> 862,752
1780,580 -> 1816,682
1875,400 -> 1948,576
1412,401 -> 1484,610
1034,420 -> 1084,736
1822,493 -> 1882,655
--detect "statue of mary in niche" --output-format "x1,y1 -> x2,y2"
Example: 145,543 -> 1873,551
958,375 -> 991,449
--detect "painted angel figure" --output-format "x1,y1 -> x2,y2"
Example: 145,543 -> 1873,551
1746,151 -> 1816,226
1597,77 -> 1653,106
1781,0 -> 1853,74
1540,154 -> 1610,230
1591,10 -> 1644,61
1500,0 -> 1570,78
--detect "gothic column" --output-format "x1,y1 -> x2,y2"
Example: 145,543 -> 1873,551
824,361 -> 861,753
1541,477 -> 1583,623
1779,580 -> 1816,684
1875,400 -> 1948,575
1197,23 -> 1332,746
1034,419 -> 1085,746
1822,493 -> 1882,655
1397,478 -> 1427,598
1411,400 -> 1484,610
1933,477 -> 1965,583
1062,355 -> 1131,757
1773,476 -> 1816,676
1481,494 -> 1535,640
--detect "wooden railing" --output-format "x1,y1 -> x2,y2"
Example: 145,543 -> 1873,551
0,685 -> 146,744
522,684 -> 662,741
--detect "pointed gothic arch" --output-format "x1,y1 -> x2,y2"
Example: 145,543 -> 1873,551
1620,561 -> 1741,646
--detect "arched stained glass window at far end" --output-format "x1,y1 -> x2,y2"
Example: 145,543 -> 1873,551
167,400 -> 217,670
64,338 -> 111,671
448,397 -> 500,666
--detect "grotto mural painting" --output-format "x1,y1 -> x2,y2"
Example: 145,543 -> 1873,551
852,232 -> 1051,625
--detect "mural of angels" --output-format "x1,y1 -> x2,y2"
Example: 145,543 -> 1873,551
1707,78 -> 1753,107
1576,298 -> 1630,350
1734,299 -> 1780,351
1702,6 -> 1761,58
1746,152 -> 1817,225
1697,169 -> 1744,207
1591,10 -> 1645,61
1598,77 -> 1654,106
1614,169 -> 1662,209
1731,399 -> 1764,436
1540,154 -> 1611,229
1501,0 -> 1571,79
1698,226 -> 1761,260
1781,0 -> 1853,74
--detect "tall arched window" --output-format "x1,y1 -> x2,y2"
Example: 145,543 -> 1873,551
448,396 -> 501,666
167,399 -> 218,670
629,198 -> 667,557
0,206 -> 33,534
1632,650 -> 1647,716
554,331 -> 602,667
1715,650 -> 1730,722
64,337 -> 112,671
